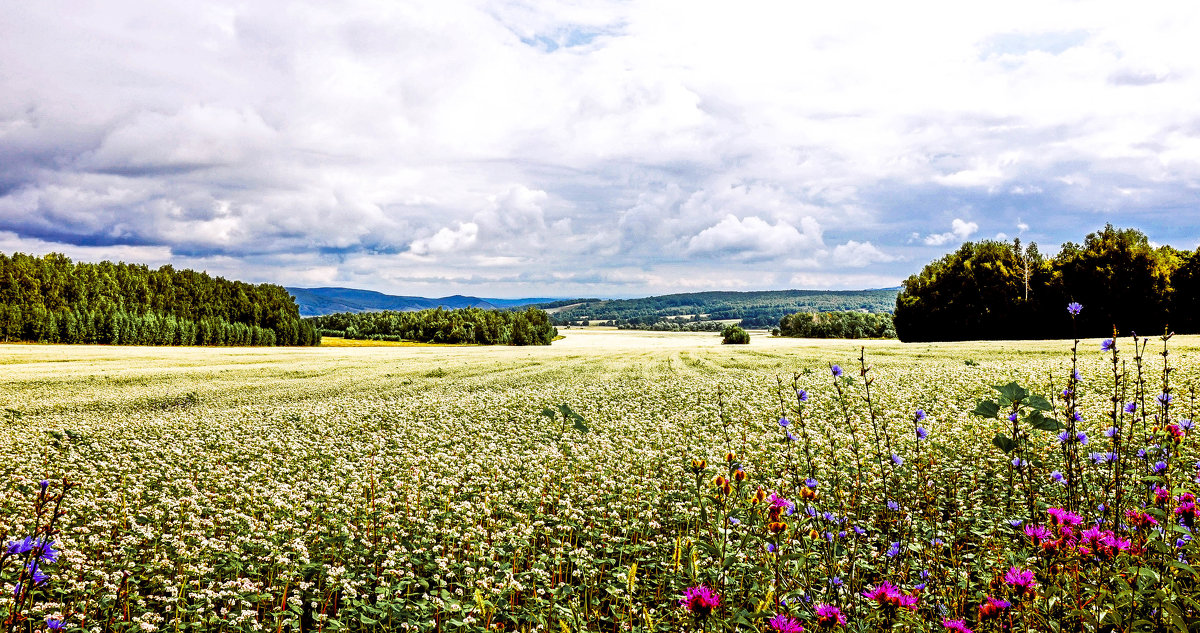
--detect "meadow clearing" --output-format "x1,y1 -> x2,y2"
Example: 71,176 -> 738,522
2,328 -> 1200,632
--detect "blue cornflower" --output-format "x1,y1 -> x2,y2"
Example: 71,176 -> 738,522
930,538 -> 945,547
886,541 -> 901,557
7,536 -> 34,555
914,409 -> 927,421
31,538 -> 58,564
1050,470 -> 1064,483
806,505 -> 817,517
1125,402 -> 1137,414
1008,412 -> 1018,423
891,453 -> 904,466
766,543 -> 776,553
887,500 -> 900,511
914,582 -> 927,591
39,480 -> 49,493
27,562 -> 48,586
1182,419 -> 1195,431
920,569 -> 931,579
823,511 -> 836,522
1138,448 -> 1147,459
831,365 -> 843,377
1009,519 -> 1023,528
1072,411 -> 1083,423
853,525 -> 866,535
1097,503 -> 1106,512
838,530 -> 846,538
46,619 -> 64,631
1077,431 -> 1088,445
1057,430 -> 1072,444
825,531 -> 835,542
805,478 -> 818,489
1073,369 -> 1083,382
1067,302 -> 1082,315
1105,427 -> 1119,438
915,426 -> 928,440
1154,461 -> 1168,473
1159,393 -> 1173,405
1101,338 -> 1115,352
728,517 -> 740,525
796,389 -> 808,402
778,417 -> 790,427
830,576 -> 843,586
785,430 -> 797,442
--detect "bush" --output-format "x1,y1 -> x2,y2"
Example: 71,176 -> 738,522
721,324 -> 750,344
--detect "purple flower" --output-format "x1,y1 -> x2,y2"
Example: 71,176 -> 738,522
914,409 -> 927,421
680,585 -> 720,617
1057,430 -> 1071,444
1125,402 -> 1137,414
46,620 -> 64,631
1067,302 -> 1082,315
1101,338 -> 1115,351
891,453 -> 904,466
1104,427 -> 1119,438
887,500 -> 900,511
1073,369 -> 1083,382
1077,431 -> 1088,445
1050,470 -> 1064,483
886,541 -> 901,557
39,480 -> 49,493
779,417 -> 790,428
768,614 -> 805,633
814,603 -> 846,626
766,543 -> 776,553
915,426 -> 928,440
942,620 -> 973,633
805,478 -> 819,489
1004,566 -> 1037,597
1182,419 -> 1195,431
831,365 -> 843,377
1154,461 -> 1168,473
786,430 -> 797,442
797,389 -> 808,402
7,536 -> 34,555
1159,393 -> 1173,405
1012,457 -> 1027,468
27,562 -> 48,586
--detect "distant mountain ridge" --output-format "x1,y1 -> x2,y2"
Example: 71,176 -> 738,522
286,287 -> 557,317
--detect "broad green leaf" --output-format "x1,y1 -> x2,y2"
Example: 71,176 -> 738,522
972,399 -> 1000,418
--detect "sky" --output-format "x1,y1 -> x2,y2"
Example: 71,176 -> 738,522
2,1 -> 1200,298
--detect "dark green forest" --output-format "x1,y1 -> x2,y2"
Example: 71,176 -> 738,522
895,224 -> 1198,342
540,289 -> 897,329
307,307 -> 557,345
777,311 -> 896,339
0,252 -> 319,346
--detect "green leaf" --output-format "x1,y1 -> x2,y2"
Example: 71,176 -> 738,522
1023,394 -> 1053,411
992,433 -> 1016,454
572,418 -> 590,434
972,399 -> 1000,418
541,407 -> 556,420
993,382 -> 1028,405
558,403 -> 577,419
1028,412 -> 1063,432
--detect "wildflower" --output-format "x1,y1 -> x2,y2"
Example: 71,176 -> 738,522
862,581 -> 918,610
805,478 -> 818,490
822,511 -> 836,522
978,596 -> 1012,619
1089,452 -> 1117,465
930,537 -> 945,547
1009,519 -> 1023,528
766,543 -> 776,553
1077,431 -> 1088,445
1153,486 -> 1170,506
887,500 -> 899,511
814,603 -> 846,626
1154,461 -> 1168,473
7,536 -> 34,555
1105,426 -> 1119,438
1125,509 -> 1159,529
733,469 -> 747,482
1178,492 -> 1198,526
942,619 -> 974,633
27,562 -> 48,586
779,417 -> 790,427
797,389 -> 808,402
690,458 -> 707,473
831,365 -> 843,377
852,525 -> 866,535
1047,508 -> 1083,527
829,576 -> 843,587
891,453 -> 904,466
1101,338 -> 1115,351
1125,401 -> 1137,414
916,426 -> 928,440
1050,470 -> 1064,483
1183,419 -> 1195,431
1067,302 -> 1082,315
46,620 -> 64,631
887,541 -> 901,557
1057,430 -> 1071,444
1073,369 -> 1083,382
785,430 -> 797,442
1159,393 -> 1173,405
1004,566 -> 1037,598
768,521 -> 788,534
1008,412 -> 1018,423
915,409 -> 927,421
768,614 -> 805,633
680,585 -> 720,617
1024,524 -> 1052,542
1012,457 -> 1027,468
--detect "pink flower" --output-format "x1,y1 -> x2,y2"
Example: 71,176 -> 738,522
1004,566 -> 1037,598
978,596 -> 1011,619
863,581 -> 918,610
1023,524 -> 1052,542
768,614 -> 805,633
680,585 -> 720,617
942,619 -> 974,633
1047,507 -> 1082,527
813,603 -> 846,627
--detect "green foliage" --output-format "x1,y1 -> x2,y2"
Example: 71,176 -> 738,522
309,306 -> 557,345
777,311 -> 896,339
720,324 -> 750,344
895,225 -> 1192,341
0,252 -> 318,346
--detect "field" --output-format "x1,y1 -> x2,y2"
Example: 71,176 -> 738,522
3,330 -> 1200,632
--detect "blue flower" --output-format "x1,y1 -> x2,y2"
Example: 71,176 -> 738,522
1050,470 -> 1064,483
829,576 -> 843,586
27,562 -> 48,586
1012,457 -> 1027,468
1101,338 -> 1115,351
806,505 -> 817,517
823,511 -> 836,522
887,500 -> 900,511
1125,402 -> 1137,414
1077,431 -> 1088,445
778,417 -> 790,428
796,389 -> 808,402
914,409 -> 927,421
766,543 -> 776,553
930,537 -> 945,547
1008,412 -> 1018,423
785,430 -> 797,442
1072,411 -> 1083,423
891,453 -> 904,466
1104,427 -> 1119,438
1067,302 -> 1082,315
886,541 -> 901,557
804,478 -> 818,490
1073,369 -> 1083,382
915,426 -> 928,440
1154,461 -> 1168,473
1057,430 -> 1071,444
7,536 -> 34,555
46,619 -> 65,631
1159,393 -> 1173,405
831,365 -> 843,377
920,569 -> 931,579
1182,419 -> 1195,431
853,525 -> 866,535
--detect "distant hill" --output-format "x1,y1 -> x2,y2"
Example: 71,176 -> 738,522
530,289 -> 900,329
286,287 -> 556,317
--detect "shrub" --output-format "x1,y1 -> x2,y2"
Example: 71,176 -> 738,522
721,324 -> 750,344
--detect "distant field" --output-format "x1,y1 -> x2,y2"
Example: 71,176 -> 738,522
3,330 -> 1199,630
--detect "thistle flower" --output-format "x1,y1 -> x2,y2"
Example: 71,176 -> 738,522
1047,508 -> 1082,527
768,614 -> 805,633
942,619 -> 973,633
978,596 -> 1011,619
862,581 -> 918,610
680,585 -> 720,617
1024,524 -> 1052,542
1004,566 -> 1037,598
814,603 -> 846,626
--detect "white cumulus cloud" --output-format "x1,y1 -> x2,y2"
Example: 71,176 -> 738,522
686,215 -> 823,260
924,218 -> 980,246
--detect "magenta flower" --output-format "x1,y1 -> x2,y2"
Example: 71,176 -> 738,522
1023,524 -> 1052,542
978,595 -> 1012,619
1004,566 -> 1037,597
863,581 -> 918,610
1046,507 -> 1082,527
680,585 -> 720,617
768,614 -> 805,633
813,603 -> 845,627
942,619 -> 974,633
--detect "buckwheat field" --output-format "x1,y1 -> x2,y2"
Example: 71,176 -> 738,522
4,328 -> 1200,632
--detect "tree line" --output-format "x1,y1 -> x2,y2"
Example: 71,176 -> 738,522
894,224 -> 1199,342
0,252 -> 319,346
777,311 -> 897,339
307,306 -> 557,345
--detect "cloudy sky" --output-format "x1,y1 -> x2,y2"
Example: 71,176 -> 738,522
2,1 -> 1199,297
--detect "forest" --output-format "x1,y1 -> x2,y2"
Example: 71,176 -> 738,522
307,306 -> 558,345
894,224 -> 1200,341
0,252 -> 319,346
539,289 -> 897,329
776,311 -> 896,339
